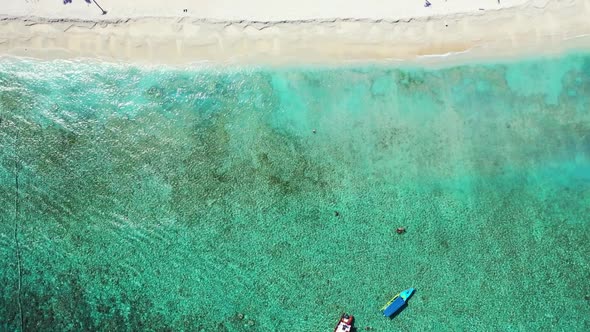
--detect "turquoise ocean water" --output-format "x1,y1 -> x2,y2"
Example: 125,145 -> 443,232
0,54 -> 589,331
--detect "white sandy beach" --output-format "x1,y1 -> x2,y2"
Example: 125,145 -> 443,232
0,0 -> 590,65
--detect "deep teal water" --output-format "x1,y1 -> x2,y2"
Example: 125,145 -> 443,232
0,54 -> 589,331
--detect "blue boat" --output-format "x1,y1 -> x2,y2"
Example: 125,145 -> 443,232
381,288 -> 415,317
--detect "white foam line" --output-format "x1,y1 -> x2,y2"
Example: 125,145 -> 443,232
417,48 -> 473,58
564,33 -> 590,41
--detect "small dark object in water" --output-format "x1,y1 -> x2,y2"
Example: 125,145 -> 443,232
334,211 -> 340,217
312,129 -> 317,134
396,227 -> 406,234
236,313 -> 244,320
365,327 -> 373,331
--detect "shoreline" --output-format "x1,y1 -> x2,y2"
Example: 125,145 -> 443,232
1,0 -> 590,66
2,41 -> 589,71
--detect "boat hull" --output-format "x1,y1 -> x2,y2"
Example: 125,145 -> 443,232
333,314 -> 354,332
383,296 -> 406,317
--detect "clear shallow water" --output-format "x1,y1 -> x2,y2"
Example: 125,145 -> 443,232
0,55 -> 589,331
